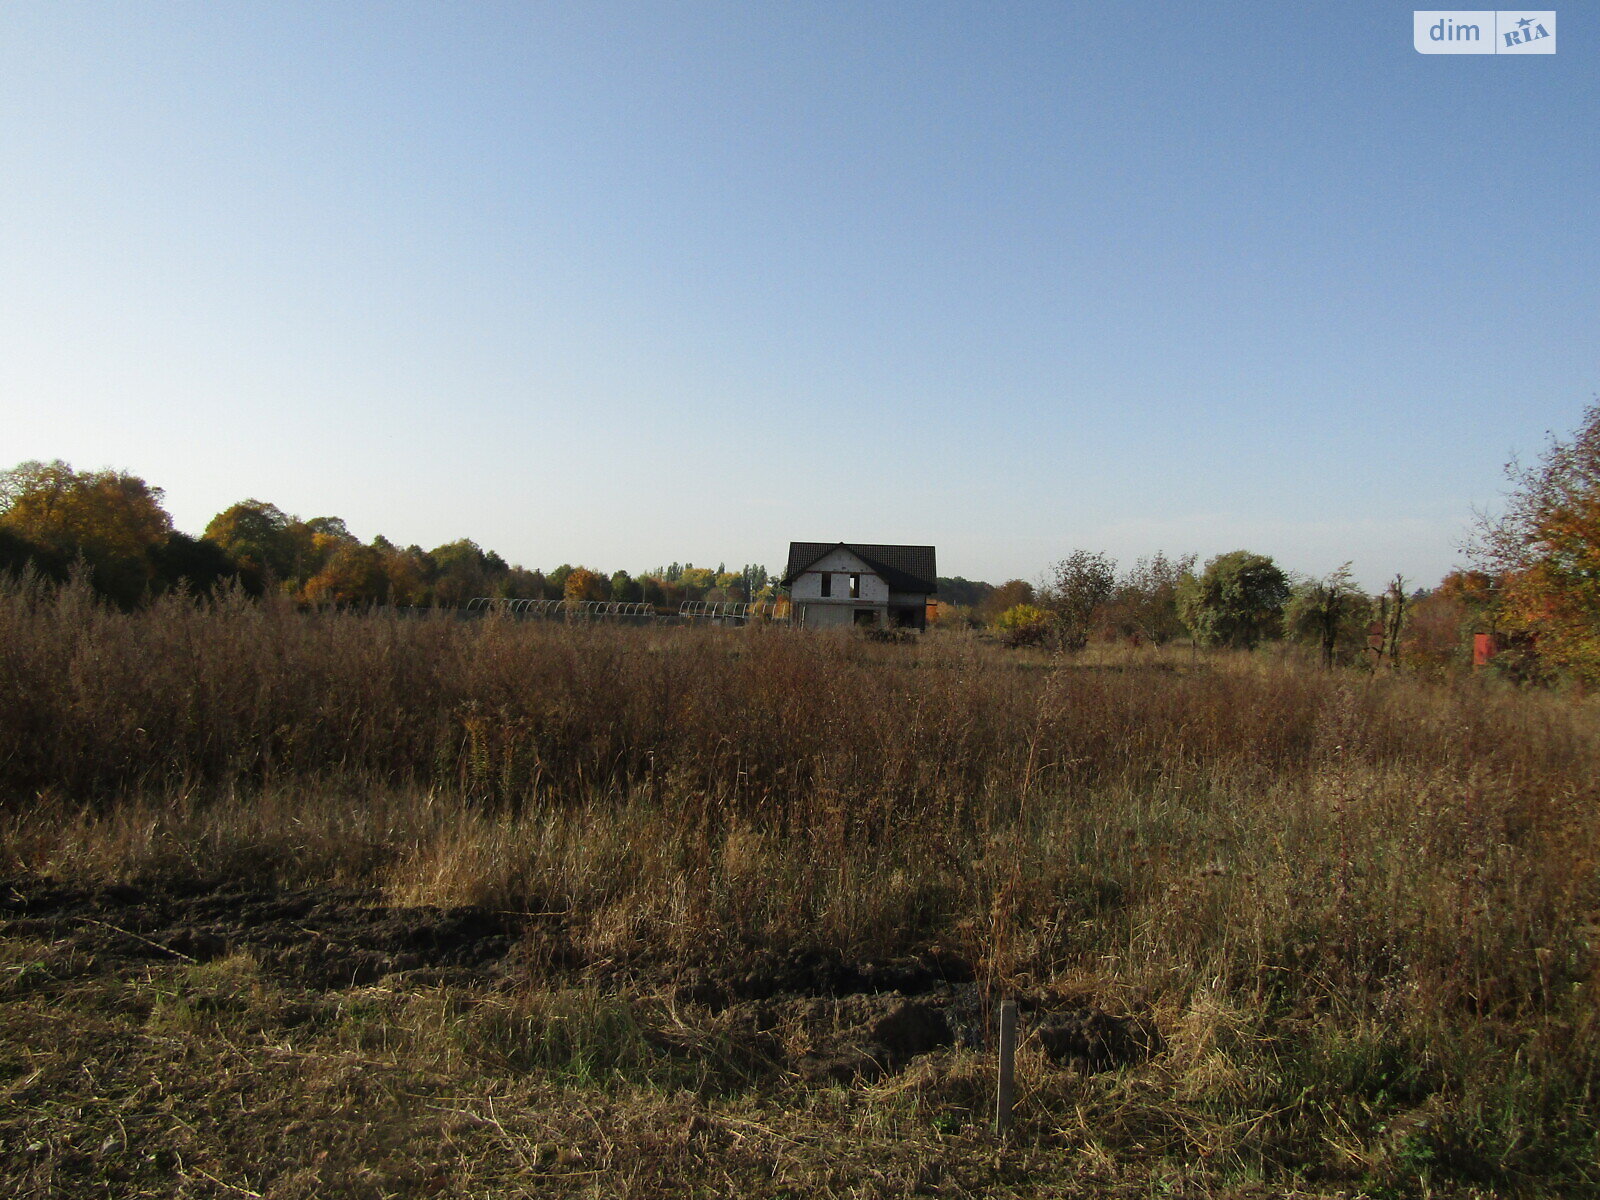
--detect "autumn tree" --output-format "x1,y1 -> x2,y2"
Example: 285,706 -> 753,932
369,539 -> 429,606
1475,401 -> 1600,682
1370,575 -> 1409,669
1043,551 -> 1116,651
296,531 -> 348,592
995,602 -> 1054,647
304,516 -> 352,541
1399,572 -> 1485,671
679,566 -> 716,598
564,567 -> 609,604
0,460 -> 173,605
979,579 -> 1034,626
739,564 -> 771,601
1178,551 -> 1290,649
430,539 -> 495,607
1436,568 -> 1502,620
301,542 -> 388,606
499,566 -> 545,599
937,576 -> 993,610
0,524 -> 70,583
204,500 -> 298,585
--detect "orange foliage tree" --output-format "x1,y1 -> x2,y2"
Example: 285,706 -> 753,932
1477,402 -> 1600,683
301,542 -> 387,606
1401,570 -> 1501,671
563,567 -> 609,604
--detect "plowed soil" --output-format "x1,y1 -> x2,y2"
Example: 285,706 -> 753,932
1,875 -> 1158,1082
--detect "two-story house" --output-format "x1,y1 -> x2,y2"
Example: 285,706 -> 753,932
781,542 -> 937,630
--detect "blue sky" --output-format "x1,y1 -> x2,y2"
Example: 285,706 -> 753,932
3,2 -> 1596,589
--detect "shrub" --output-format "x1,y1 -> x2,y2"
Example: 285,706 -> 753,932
994,601 -> 1054,647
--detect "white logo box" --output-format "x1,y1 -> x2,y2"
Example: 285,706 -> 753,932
1414,10 -> 1555,53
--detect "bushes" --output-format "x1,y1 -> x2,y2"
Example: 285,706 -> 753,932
993,602 -> 1054,647
1178,550 -> 1290,649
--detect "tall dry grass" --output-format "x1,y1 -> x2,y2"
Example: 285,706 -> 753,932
4,572 -> 1599,1188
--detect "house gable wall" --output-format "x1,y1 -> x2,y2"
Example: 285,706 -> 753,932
788,547 -> 890,605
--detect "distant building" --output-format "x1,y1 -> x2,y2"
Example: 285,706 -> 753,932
781,542 -> 937,630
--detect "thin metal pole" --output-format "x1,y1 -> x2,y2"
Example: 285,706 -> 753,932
994,999 -> 1018,1136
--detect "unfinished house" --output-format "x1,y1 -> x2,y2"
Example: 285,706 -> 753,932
782,542 -> 937,630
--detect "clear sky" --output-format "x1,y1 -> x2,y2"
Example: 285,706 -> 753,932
3,2 -> 1596,589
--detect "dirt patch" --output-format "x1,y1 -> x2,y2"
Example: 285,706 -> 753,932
0,876 -> 547,990
1033,1006 -> 1163,1071
699,974 -> 1158,1084
788,996 -> 955,1083
758,990 -> 1160,1083
1,875 -> 1157,1083
674,945 -> 973,1010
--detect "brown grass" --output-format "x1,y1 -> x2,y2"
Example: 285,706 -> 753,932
3,573 -> 1599,1196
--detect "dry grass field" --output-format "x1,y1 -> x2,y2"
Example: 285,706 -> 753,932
2,574 -> 1598,1197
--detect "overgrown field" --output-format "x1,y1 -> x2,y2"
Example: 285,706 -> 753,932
2,576 -> 1598,1197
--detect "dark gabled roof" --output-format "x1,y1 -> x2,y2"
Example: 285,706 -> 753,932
782,542 -> 938,594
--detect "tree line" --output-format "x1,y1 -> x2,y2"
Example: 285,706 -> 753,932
4,398 -> 1597,684
0,462 -> 770,611
943,549 -> 1540,676
938,402 -> 1600,685
950,550 -> 1395,659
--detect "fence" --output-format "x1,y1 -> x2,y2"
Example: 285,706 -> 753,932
464,597 -> 660,621
677,600 -> 779,624
463,597 -> 790,626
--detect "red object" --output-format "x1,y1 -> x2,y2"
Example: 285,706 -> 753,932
1473,633 -> 1498,666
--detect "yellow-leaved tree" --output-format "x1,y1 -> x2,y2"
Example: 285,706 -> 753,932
0,459 -> 172,605
563,567 -> 609,604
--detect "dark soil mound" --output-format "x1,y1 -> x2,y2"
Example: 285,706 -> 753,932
2,875 -> 1159,1082
0,876 -> 538,989
675,945 -> 973,1011
1034,1006 -> 1163,1070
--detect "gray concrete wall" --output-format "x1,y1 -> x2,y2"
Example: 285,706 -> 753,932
789,547 -> 891,605
797,601 -> 864,629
